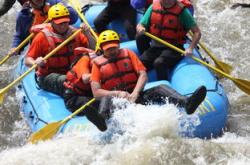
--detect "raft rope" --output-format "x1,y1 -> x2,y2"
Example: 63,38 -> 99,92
21,81 -> 48,125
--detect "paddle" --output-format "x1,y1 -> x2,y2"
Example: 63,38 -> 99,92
0,19 -> 50,66
68,0 -> 98,40
144,32 -> 250,95
188,32 -> 233,75
0,29 -> 82,104
29,98 -> 96,144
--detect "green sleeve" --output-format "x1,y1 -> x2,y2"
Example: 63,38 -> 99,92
179,8 -> 197,30
139,5 -> 153,29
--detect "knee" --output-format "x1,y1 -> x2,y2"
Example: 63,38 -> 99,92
153,58 -> 165,68
136,33 -> 145,41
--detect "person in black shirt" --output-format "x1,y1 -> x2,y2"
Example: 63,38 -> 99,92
94,0 -> 137,40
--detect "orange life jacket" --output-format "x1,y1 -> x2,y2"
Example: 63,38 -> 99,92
149,0 -> 187,45
32,24 -> 84,76
93,49 -> 138,92
64,47 -> 97,95
31,2 -> 50,27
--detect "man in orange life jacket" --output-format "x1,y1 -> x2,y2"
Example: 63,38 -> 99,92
136,0 -> 201,81
90,30 -> 206,120
63,47 -> 107,131
10,0 -> 78,56
25,4 -> 95,96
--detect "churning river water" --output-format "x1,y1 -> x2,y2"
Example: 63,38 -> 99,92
0,0 -> 250,164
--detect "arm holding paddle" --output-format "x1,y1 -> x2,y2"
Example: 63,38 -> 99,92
80,23 -> 96,50
184,25 -> 201,56
144,32 -> 250,95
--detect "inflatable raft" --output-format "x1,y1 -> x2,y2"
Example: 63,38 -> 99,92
17,3 -> 229,139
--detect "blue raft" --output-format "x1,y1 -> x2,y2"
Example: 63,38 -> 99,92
17,3 -> 229,139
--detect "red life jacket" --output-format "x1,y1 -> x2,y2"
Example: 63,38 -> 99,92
93,49 -> 138,92
179,0 -> 192,7
64,47 -> 97,95
146,0 -> 153,8
31,2 -> 50,27
149,0 -> 187,45
32,24 -> 84,76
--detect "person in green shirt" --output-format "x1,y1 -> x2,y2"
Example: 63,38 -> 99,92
136,0 -> 201,81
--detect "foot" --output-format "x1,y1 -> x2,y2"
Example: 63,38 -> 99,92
85,107 -> 107,131
185,86 -> 207,115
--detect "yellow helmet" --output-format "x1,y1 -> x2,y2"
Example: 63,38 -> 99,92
96,30 -> 120,51
48,4 -> 70,21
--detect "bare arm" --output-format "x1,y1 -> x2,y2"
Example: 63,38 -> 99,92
81,23 -> 96,50
81,73 -> 91,84
25,56 -> 45,68
25,56 -> 36,67
91,81 -> 119,99
190,25 -> 201,50
84,30 -> 96,50
185,25 -> 201,56
129,70 -> 148,102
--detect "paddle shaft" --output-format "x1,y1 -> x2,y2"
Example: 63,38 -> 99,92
188,31 -> 232,74
145,32 -> 250,95
0,29 -> 82,96
0,0 -> 72,65
60,98 -> 96,125
69,0 -> 98,40
29,98 -> 96,143
144,32 -> 235,81
0,34 -> 34,65
0,19 -> 50,66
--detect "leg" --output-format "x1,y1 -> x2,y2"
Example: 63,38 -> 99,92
139,47 -> 163,72
139,85 -> 207,114
37,73 -> 66,97
139,85 -> 187,105
98,96 -> 114,120
63,90 -> 107,131
136,33 -> 151,55
121,5 -> 137,40
185,86 -> 207,114
153,48 -> 183,80
93,6 -> 115,33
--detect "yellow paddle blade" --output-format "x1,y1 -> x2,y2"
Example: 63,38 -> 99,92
189,31 -> 233,74
193,56 -> 250,95
29,121 -> 62,144
234,78 -> 250,95
0,91 -> 5,104
198,42 -> 233,75
214,60 -> 233,75
144,32 -> 250,95
29,98 -> 96,144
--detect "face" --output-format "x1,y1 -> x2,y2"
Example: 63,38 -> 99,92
52,22 -> 70,35
103,47 -> 120,58
30,0 -> 45,9
161,0 -> 176,8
